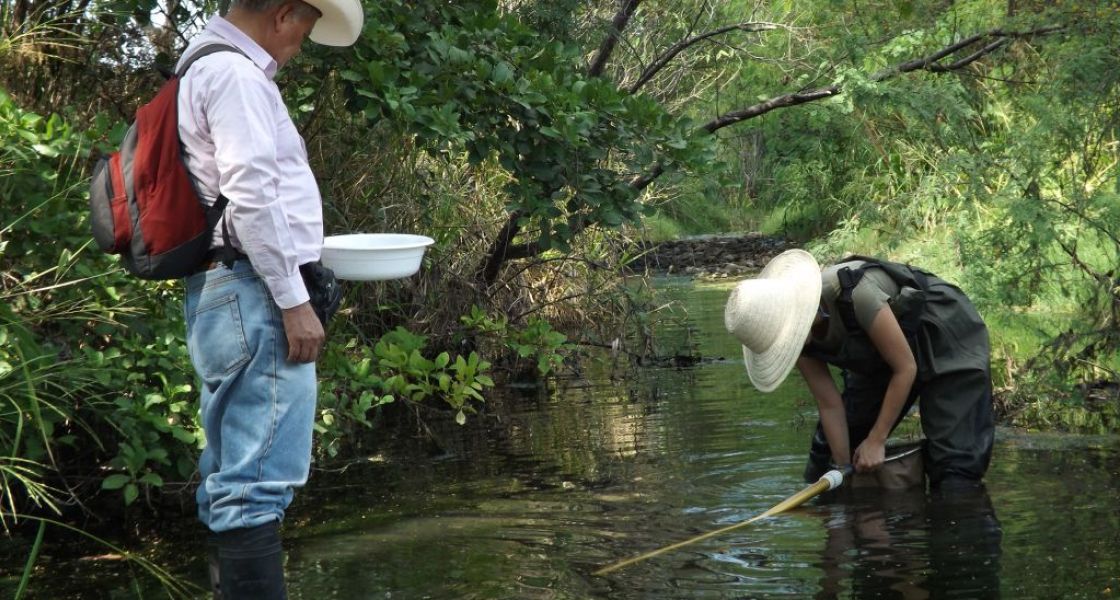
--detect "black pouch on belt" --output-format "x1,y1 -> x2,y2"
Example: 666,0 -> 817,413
299,261 -> 342,326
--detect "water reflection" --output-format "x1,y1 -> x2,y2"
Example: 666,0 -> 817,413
815,484 -> 1003,599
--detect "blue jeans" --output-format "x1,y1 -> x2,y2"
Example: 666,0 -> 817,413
184,260 -> 316,533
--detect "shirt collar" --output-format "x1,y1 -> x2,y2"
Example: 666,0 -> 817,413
204,16 -> 279,79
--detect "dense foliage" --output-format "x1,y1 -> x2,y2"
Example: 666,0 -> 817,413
706,1 -> 1120,431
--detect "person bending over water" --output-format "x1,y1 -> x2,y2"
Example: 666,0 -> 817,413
724,249 -> 994,490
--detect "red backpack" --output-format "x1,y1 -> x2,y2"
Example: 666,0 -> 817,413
90,44 -> 239,280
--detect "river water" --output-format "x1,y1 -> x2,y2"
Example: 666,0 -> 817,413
15,277 -> 1120,598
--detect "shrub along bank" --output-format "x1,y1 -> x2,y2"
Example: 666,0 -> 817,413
0,91 -> 572,528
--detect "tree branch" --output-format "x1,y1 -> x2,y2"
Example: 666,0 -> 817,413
587,0 -> 642,77
702,85 -> 840,133
702,26 -> 1063,135
876,32 -> 991,79
483,26 -> 1065,283
488,216 -> 596,269
630,163 -> 665,191
628,21 -> 782,94
1053,234 -> 1111,289
878,25 -> 1063,79
1045,195 -> 1120,250
477,209 -> 526,285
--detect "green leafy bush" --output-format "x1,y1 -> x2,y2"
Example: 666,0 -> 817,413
460,305 -> 570,377
316,327 -> 494,457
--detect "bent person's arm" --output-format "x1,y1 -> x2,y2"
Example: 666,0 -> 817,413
854,306 -> 918,471
797,355 -> 850,468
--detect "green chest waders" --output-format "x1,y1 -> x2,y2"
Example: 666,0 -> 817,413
799,257 -> 995,486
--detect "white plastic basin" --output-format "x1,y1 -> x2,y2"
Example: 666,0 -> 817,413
320,233 -> 435,281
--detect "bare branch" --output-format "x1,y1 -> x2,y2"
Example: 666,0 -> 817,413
873,25 -> 1063,80
702,85 -> 840,133
702,25 -> 1063,136
627,21 -> 782,94
630,164 -> 665,191
483,26 -> 1066,282
587,0 -> 642,77
938,38 -> 1012,71
876,32 -> 990,78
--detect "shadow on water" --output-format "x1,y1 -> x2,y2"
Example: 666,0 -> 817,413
6,276 -> 1120,599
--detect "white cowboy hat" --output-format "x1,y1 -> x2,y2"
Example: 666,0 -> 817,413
724,249 -> 821,392
304,0 -> 364,46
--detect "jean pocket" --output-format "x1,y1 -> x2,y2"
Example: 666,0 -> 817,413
188,294 -> 251,379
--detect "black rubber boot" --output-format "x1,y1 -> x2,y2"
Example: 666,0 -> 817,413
215,521 -> 287,600
206,532 -> 222,600
931,472 -> 985,494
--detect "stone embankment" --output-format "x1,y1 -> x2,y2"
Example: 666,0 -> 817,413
627,233 -> 791,279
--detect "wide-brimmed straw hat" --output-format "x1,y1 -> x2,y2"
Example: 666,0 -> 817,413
304,0 -> 364,46
724,249 -> 821,392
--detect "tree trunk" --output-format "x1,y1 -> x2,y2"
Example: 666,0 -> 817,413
477,209 -> 526,287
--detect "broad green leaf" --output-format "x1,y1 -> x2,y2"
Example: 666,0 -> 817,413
124,483 -> 139,505
101,474 -> 131,490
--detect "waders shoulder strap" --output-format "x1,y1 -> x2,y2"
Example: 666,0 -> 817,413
835,265 -> 864,334
833,256 -> 931,336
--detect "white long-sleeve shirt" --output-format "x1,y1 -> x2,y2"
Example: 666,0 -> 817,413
176,17 -> 321,309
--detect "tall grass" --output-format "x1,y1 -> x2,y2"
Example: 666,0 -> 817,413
5,515 -> 203,599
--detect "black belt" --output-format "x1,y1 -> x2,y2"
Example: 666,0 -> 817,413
193,247 -> 248,274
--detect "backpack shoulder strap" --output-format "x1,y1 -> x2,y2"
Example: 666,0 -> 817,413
173,43 -> 240,245
176,43 -> 245,78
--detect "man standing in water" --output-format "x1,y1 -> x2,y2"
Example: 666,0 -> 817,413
176,0 -> 361,596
